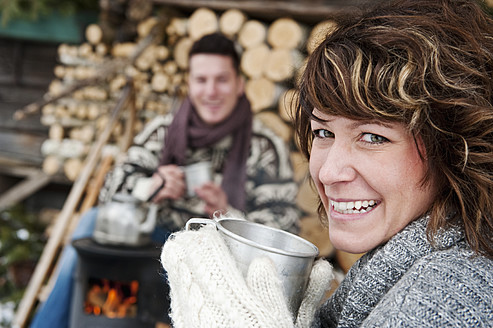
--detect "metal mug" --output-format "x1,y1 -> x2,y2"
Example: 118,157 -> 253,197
185,217 -> 319,319
182,161 -> 212,196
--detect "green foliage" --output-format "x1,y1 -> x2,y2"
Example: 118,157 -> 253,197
0,205 -> 48,307
0,0 -> 99,26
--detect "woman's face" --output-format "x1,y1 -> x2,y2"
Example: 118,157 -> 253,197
309,110 -> 436,254
188,54 -> 244,125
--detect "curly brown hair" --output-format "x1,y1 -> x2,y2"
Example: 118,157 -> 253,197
295,0 -> 493,258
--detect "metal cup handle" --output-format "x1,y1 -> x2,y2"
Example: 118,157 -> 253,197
185,218 -> 217,231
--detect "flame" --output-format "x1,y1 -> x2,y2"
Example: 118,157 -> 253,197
84,278 -> 138,318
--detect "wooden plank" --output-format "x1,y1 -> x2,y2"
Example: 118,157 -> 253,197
0,159 -> 44,177
0,130 -> 45,165
0,40 -> 16,81
0,103 -> 47,132
79,155 -> 114,213
20,44 -> 57,86
0,170 -> 52,210
0,156 -> 73,184
0,38 -> 57,87
0,84 -> 47,105
152,0 -> 369,23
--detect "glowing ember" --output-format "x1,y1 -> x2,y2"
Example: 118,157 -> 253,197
84,277 -> 138,318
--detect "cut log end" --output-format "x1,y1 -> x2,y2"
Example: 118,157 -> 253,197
173,37 -> 194,70
238,20 -> 267,49
85,24 -> 103,45
307,20 -> 338,54
188,7 -> 219,40
240,44 -> 269,79
255,111 -> 293,142
267,17 -> 307,50
219,9 -> 247,37
245,78 -> 280,112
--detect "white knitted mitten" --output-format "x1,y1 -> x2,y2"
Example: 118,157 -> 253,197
161,226 -> 333,328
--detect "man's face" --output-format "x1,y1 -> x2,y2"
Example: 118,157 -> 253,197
188,54 -> 244,125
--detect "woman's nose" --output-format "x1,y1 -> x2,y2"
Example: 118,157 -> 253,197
317,142 -> 356,185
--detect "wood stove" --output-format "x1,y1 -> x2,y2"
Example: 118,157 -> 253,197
70,238 -> 170,327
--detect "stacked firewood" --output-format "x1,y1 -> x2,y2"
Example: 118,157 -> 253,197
36,2 -> 360,267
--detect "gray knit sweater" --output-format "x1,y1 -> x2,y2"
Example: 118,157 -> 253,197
313,217 -> 493,327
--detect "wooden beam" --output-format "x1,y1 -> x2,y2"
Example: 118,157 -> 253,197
151,0 -> 366,23
0,171 -> 52,210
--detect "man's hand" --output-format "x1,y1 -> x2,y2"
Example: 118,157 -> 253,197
195,182 -> 229,216
151,165 -> 186,202
150,165 -> 229,216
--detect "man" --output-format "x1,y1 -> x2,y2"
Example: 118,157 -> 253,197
99,32 -> 300,235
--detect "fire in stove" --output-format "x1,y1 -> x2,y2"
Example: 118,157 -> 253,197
84,277 -> 139,318
70,237 -> 171,327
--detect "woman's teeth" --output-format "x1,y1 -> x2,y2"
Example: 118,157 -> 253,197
330,200 -> 377,214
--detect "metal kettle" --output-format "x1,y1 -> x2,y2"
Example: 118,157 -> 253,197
93,193 -> 157,246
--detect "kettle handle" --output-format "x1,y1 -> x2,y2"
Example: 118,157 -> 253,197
140,203 -> 158,233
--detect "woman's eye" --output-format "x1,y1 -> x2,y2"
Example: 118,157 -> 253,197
361,133 -> 389,144
313,129 -> 334,138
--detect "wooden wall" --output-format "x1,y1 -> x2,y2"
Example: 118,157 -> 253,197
0,38 -> 57,167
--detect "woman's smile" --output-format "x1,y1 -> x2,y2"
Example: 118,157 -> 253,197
330,199 -> 378,214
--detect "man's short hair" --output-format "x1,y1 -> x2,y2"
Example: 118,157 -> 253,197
189,33 -> 240,73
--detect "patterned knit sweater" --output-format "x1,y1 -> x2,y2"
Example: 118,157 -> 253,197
313,217 -> 493,327
98,114 -> 301,234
